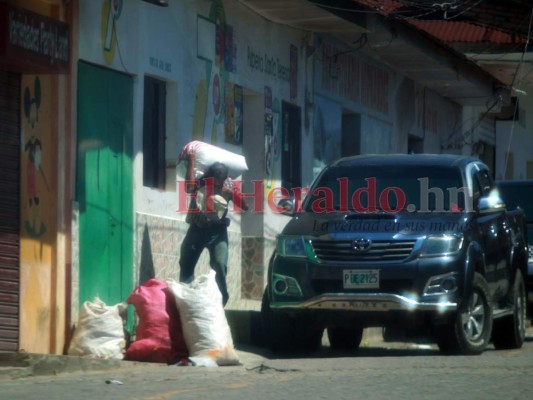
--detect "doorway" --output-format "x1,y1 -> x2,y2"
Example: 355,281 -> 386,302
341,112 -> 361,157
281,102 -> 301,191
76,62 -> 133,307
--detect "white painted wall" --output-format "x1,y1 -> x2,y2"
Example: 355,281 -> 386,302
77,0 -> 309,309
78,0 -> 307,221
496,87 -> 533,180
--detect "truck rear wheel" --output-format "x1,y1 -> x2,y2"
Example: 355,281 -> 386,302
492,270 -> 526,349
436,273 -> 493,355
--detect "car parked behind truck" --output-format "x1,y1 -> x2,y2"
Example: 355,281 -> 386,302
495,180 -> 533,318
262,154 -> 528,355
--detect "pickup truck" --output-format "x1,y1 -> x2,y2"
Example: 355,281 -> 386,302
495,180 -> 533,318
262,154 -> 528,355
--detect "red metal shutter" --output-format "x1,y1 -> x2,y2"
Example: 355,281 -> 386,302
0,69 -> 20,351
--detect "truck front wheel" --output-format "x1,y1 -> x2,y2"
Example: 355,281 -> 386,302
261,288 -> 323,354
327,326 -> 364,351
436,273 -> 493,355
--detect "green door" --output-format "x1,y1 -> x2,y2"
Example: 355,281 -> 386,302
76,62 -> 133,307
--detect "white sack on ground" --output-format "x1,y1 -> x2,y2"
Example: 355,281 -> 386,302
167,271 -> 240,366
177,140 -> 248,179
67,297 -> 126,360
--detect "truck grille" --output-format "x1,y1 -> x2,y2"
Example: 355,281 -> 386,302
311,239 -> 416,262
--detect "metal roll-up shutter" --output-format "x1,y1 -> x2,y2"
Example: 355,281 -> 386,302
0,69 -> 20,351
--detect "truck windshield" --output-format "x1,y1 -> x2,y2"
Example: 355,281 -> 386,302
304,164 -> 465,213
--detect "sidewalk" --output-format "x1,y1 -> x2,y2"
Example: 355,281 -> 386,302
0,327 -> 469,381
0,344 -> 269,381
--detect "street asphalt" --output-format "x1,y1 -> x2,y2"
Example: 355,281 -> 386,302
1,325 -> 532,381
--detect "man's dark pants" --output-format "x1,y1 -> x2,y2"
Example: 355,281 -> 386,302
179,224 -> 229,305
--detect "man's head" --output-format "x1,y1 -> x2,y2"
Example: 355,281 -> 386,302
205,162 -> 229,189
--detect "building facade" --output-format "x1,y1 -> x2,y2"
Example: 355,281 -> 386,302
2,0 -> 529,354
0,0 -> 73,353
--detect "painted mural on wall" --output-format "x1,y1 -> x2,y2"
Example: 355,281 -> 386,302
233,84 -> 243,144
223,81 -> 243,144
193,0 -> 230,143
20,75 -> 57,243
22,76 -> 51,238
101,0 -> 123,65
193,0 -> 292,159
265,90 -> 281,189
264,86 -> 273,175
19,74 -> 58,353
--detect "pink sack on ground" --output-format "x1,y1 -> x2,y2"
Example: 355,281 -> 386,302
125,279 -> 188,364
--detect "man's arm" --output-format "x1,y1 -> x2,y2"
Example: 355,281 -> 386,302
223,178 -> 250,211
233,188 -> 250,211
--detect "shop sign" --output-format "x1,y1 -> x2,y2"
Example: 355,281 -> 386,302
0,3 -> 69,74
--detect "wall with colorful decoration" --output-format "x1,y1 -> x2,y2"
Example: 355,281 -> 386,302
0,0 -> 72,354
75,0 -> 306,311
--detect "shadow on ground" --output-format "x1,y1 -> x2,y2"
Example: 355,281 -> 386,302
235,342 -> 441,360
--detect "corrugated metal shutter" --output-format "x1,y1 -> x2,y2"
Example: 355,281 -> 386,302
0,69 -> 20,351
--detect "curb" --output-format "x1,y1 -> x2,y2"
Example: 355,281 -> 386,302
0,311 -> 265,381
0,352 -> 152,380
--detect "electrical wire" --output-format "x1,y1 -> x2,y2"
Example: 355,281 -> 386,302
466,11 -> 530,59
307,1 -> 381,14
402,8 -> 441,19
308,0 -> 531,157
509,9 -> 533,89
470,42 -> 527,62
443,0 -> 485,20
462,95 -> 501,145
502,6 -> 533,179
113,19 -> 130,74
510,62 -> 533,86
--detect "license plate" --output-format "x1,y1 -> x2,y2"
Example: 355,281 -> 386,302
343,269 -> 380,289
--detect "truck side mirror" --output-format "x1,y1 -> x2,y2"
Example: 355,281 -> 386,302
478,190 -> 506,213
277,198 -> 295,216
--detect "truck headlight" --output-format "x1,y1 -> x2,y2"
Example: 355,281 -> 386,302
277,236 -> 308,258
420,234 -> 463,257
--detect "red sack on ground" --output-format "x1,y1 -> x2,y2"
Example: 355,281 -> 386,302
125,279 -> 188,364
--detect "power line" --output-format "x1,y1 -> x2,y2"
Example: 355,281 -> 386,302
443,0 -> 485,20
502,6 -> 533,179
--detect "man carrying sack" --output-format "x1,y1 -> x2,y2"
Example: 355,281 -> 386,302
179,150 -> 249,306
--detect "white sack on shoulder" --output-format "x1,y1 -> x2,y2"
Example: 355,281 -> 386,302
67,297 -> 126,360
167,271 -> 240,366
177,140 -> 248,179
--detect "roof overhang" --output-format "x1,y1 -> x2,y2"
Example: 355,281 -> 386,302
237,0 -> 508,107
462,52 -> 533,91
236,0 -> 367,32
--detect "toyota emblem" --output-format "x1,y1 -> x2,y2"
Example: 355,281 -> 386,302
353,238 -> 372,252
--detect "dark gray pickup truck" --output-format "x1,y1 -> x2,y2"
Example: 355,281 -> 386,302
262,154 -> 528,355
